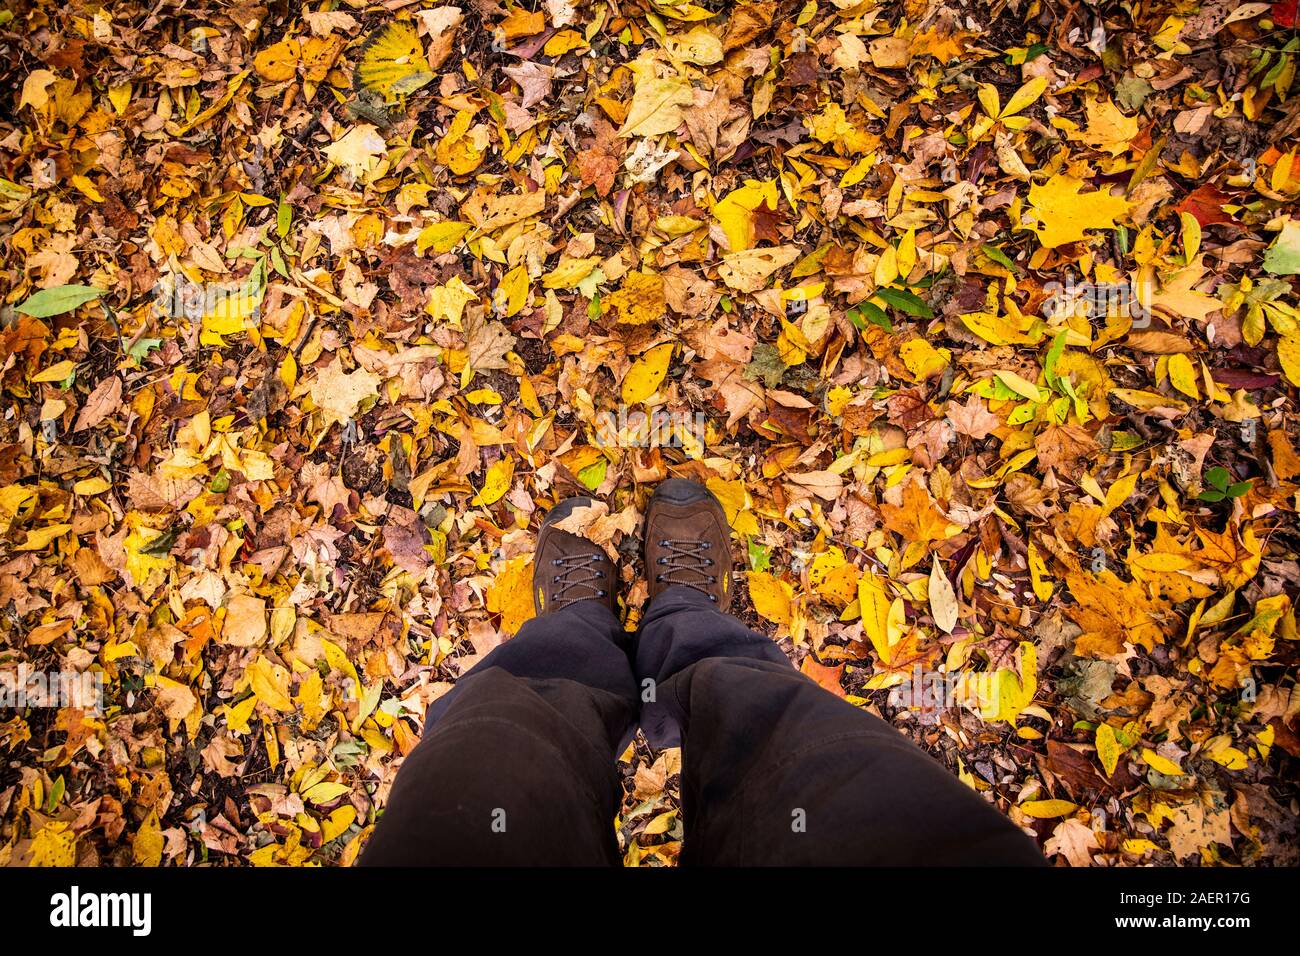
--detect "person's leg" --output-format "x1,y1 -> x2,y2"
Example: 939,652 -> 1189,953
361,499 -> 636,866
638,480 -> 1043,866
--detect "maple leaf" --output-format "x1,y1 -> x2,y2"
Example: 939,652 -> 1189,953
1027,174 -> 1132,248
1065,569 -> 1169,655
604,271 -> 666,325
880,479 -> 958,546
1044,818 -> 1099,867
948,394 -> 1000,439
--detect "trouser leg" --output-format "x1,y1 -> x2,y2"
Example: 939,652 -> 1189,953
360,600 -> 637,866
636,586 -> 1044,866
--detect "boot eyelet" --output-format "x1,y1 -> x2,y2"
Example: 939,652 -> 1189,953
596,589 -> 605,598
702,542 -> 710,549
659,540 -> 668,547
553,558 -> 561,566
658,557 -> 666,565
656,574 -> 664,583
553,575 -> 560,582
705,558 -> 713,566
708,594 -> 717,602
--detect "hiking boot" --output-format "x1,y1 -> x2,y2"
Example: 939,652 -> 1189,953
644,478 -> 733,611
533,496 -> 617,616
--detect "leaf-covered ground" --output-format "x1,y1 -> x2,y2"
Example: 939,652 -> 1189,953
1,0 -> 1299,867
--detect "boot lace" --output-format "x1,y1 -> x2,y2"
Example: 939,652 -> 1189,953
654,538 -> 718,602
550,553 -> 607,607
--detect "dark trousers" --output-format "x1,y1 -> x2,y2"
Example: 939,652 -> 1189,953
359,586 -> 1044,866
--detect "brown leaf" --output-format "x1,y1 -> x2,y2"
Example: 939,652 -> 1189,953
74,375 -> 121,431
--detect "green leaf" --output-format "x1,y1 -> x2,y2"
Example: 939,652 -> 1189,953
46,774 -> 66,813
873,286 -> 932,318
1226,480 -> 1253,498
858,300 -> 893,332
748,539 -> 771,572
16,285 -> 105,318
128,338 -> 162,361
1262,219 -> 1300,276
1204,466 -> 1231,491
745,342 -> 786,388
981,243 -> 1020,274
142,528 -> 179,556
276,195 -> 292,238
577,458 -> 607,491
1043,329 -> 1068,391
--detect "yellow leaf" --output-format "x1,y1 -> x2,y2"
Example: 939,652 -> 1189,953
994,369 -> 1044,402
132,810 -> 164,866
1179,209 -> 1201,260
718,245 -> 802,293
32,360 -> 75,383
248,655 -> 294,713
487,555 -> 535,634
1122,838 -> 1160,854
30,821 -> 78,867
900,338 -> 949,380
747,571 -> 793,626
1028,542 -> 1054,601
621,342 -> 674,405
1167,352 -> 1200,399
321,806 -> 357,842
1027,174 -> 1132,249
1102,471 -> 1139,516
1141,747 -> 1184,776
1020,798 -> 1077,819
254,38 -> 301,81
1096,722 -> 1121,777
74,476 -> 110,496
416,220 -> 471,255
1204,737 -> 1248,770
1279,333 -> 1300,387
426,276 -> 478,326
223,695 -> 257,734
857,570 -> 902,662
977,83 -> 1001,119
542,256 -> 602,290
605,271 -> 665,325
303,780 -> 351,805
617,63 -> 693,138
497,265 -> 530,318
1001,76 -> 1048,117
809,548 -> 859,607
70,174 -> 104,203
16,524 -> 71,551
472,457 -> 515,506
896,228 -> 917,277
296,669 -> 327,732
356,22 -> 433,102
713,180 -> 778,252
107,82 -> 132,114
705,477 -> 759,537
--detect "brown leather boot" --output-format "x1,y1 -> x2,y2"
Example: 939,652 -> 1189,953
644,478 -> 733,610
532,496 -> 617,616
